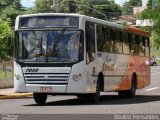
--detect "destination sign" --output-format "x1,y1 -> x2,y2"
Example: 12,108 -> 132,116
19,16 -> 79,28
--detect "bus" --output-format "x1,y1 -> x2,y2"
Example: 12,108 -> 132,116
13,13 -> 150,104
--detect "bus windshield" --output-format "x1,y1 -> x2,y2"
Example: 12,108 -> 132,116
16,30 -> 83,63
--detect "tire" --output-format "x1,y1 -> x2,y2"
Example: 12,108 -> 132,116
33,93 -> 47,104
76,94 -> 86,99
153,62 -> 157,66
118,75 -> 136,98
88,79 -> 100,103
128,75 -> 137,98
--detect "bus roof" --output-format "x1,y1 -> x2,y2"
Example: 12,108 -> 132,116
17,13 -> 124,29
127,26 -> 150,37
17,13 -> 149,37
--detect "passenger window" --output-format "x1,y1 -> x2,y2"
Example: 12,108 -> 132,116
144,37 -> 149,57
123,32 -> 130,54
97,25 -> 105,52
105,28 -> 113,53
138,36 -> 145,56
114,29 -> 122,53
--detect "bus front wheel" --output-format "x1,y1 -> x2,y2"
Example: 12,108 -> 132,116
33,93 -> 47,104
88,79 -> 100,103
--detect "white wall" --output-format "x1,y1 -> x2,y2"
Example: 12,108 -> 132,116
136,19 -> 153,26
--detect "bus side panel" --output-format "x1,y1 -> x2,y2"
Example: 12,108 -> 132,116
116,55 -> 150,91
97,53 -> 130,92
111,54 -> 130,91
116,56 -> 138,91
141,56 -> 150,87
14,61 -> 28,93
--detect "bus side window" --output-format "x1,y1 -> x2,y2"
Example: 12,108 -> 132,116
105,28 -> 113,53
114,29 -> 122,54
128,33 -> 133,54
138,36 -> 145,56
135,35 -> 139,55
131,34 -> 137,55
97,25 -> 105,52
123,32 -> 130,54
144,37 -> 149,57
85,22 -> 96,64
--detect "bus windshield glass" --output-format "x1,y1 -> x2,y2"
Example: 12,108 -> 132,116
16,30 -> 83,63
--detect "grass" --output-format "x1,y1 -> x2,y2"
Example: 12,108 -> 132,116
0,69 -> 13,80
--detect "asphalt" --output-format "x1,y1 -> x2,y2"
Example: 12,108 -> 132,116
0,88 -> 33,99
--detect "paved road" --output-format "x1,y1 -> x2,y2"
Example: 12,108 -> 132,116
0,67 -> 160,115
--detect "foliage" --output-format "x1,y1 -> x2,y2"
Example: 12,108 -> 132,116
152,31 -> 160,50
0,0 -> 24,60
130,0 -> 142,6
122,0 -> 142,15
122,1 -> 133,15
140,0 -> 160,32
91,0 -> 121,19
0,68 -> 13,80
33,0 -> 89,13
0,20 -> 14,60
0,0 -> 24,26
138,0 -> 160,53
32,0 -> 121,20
35,0 -> 53,12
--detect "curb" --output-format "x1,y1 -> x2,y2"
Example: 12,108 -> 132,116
0,93 -> 33,99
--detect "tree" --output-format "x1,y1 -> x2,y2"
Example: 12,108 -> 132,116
0,0 -> 24,26
90,0 -> 121,13
33,0 -> 89,13
35,0 -> 53,12
33,0 -> 121,20
130,0 -> 142,6
0,20 -> 14,60
140,0 -> 160,32
122,1 -> 133,15
0,0 -> 23,60
122,0 -> 142,15
137,0 -> 160,55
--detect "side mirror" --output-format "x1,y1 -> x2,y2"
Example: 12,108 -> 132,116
6,35 -> 11,47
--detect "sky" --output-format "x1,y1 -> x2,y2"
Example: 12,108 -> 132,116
21,0 -> 128,8
115,0 -> 129,6
21,0 -> 35,8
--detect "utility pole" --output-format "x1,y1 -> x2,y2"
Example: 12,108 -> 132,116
52,0 -> 59,13
152,0 -> 155,54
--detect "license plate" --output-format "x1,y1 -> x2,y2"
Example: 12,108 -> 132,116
40,87 -> 52,92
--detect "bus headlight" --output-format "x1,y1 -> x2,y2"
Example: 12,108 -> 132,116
73,75 -> 79,81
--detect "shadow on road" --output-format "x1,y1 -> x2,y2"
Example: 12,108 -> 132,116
25,95 -> 160,106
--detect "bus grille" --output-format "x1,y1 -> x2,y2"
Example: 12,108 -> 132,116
22,67 -> 71,85
24,73 -> 69,85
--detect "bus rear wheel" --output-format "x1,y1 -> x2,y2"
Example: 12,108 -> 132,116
118,75 -> 136,98
33,93 -> 47,104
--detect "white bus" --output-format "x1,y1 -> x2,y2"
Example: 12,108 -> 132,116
13,13 -> 150,104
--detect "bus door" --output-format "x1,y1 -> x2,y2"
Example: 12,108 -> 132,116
103,53 -> 114,91
102,27 -> 115,91
85,22 -> 97,92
